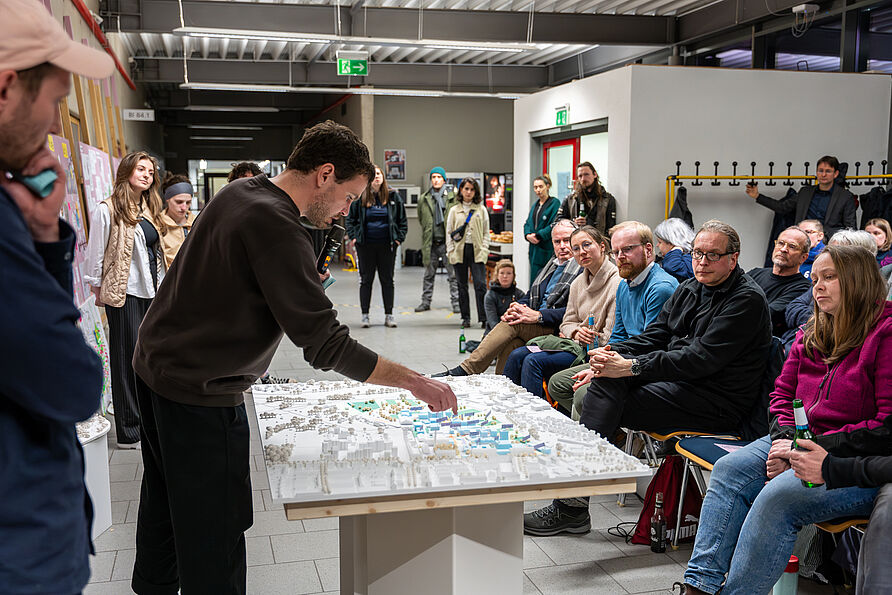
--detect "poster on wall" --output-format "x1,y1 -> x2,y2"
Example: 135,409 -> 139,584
48,134 -> 90,306
384,149 -> 406,181
78,142 -> 114,221
484,173 -> 506,213
78,295 -> 113,413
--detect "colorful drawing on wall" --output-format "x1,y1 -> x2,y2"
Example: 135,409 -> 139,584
111,157 -> 121,178
78,142 -> 114,221
78,295 -> 113,413
383,149 -> 406,181
484,173 -> 506,213
48,134 -> 90,306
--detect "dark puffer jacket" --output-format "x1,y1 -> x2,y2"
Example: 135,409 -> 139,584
483,282 -> 525,335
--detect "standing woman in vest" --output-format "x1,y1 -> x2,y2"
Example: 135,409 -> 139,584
345,165 -> 408,328
446,177 -> 490,328
524,174 -> 560,284
84,151 -> 165,449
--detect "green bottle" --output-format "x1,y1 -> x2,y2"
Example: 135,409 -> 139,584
792,399 -> 823,488
459,326 -> 466,354
578,202 -> 586,219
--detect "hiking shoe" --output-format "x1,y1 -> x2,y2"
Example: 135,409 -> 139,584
415,303 -> 431,312
523,502 -> 591,536
461,318 -> 471,328
361,314 -> 370,328
117,441 -> 141,450
431,365 -> 468,378
263,375 -> 297,384
384,315 -> 397,328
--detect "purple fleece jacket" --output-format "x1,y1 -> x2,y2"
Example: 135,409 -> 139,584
769,301 -> 892,437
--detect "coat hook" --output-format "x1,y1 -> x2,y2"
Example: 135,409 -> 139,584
750,161 -> 757,185
712,161 -> 721,186
851,162 -> 862,187
676,161 -> 682,178
784,162 -> 794,186
802,162 -> 811,186
729,161 -> 740,186
865,161 -> 875,186
692,161 -> 703,186
766,161 -> 776,186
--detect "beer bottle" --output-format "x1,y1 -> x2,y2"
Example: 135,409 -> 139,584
459,326 -> 466,354
577,202 -> 587,220
792,399 -> 823,488
650,491 -> 667,552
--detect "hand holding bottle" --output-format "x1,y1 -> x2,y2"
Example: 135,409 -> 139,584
789,439 -> 828,485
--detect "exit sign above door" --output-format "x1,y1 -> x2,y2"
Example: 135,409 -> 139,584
555,105 -> 569,127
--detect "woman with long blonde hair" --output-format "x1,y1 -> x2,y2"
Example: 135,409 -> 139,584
84,151 -> 164,448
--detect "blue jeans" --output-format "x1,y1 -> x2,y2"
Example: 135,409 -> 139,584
684,436 -> 879,595
502,347 -> 577,399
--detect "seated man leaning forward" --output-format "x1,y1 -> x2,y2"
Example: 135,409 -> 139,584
524,219 -> 771,536
547,221 -> 679,419
434,218 -> 582,376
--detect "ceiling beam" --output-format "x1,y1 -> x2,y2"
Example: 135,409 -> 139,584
108,0 -> 672,45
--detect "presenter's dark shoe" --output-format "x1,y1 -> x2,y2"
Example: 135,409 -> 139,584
461,318 -> 471,327
415,303 -> 431,312
431,365 -> 468,378
523,502 -> 591,536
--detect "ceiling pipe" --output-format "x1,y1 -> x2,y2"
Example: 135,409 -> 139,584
69,0 -> 137,90
307,93 -> 353,123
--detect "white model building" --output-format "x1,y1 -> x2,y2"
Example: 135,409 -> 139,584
252,375 -> 648,503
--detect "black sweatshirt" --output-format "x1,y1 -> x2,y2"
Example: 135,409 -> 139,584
747,267 -> 811,336
823,414 -> 892,490
133,175 -> 379,407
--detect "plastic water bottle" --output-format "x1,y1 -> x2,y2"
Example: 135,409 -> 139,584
772,555 -> 799,595
587,314 -> 597,354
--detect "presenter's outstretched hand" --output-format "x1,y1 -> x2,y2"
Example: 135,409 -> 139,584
411,376 -> 459,414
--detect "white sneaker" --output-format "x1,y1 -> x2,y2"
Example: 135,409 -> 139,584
117,441 -> 141,450
361,314 -> 370,328
385,315 -> 397,328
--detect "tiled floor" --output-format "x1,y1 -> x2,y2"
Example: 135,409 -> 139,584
86,265 -> 836,594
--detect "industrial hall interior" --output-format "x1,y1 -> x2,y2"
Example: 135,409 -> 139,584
4,0 -> 892,593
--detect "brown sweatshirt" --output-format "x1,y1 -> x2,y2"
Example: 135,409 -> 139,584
133,175 -> 379,407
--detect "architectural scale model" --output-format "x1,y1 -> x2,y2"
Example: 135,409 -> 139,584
253,375 -> 648,503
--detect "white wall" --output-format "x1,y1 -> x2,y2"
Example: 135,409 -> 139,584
513,65 -> 892,281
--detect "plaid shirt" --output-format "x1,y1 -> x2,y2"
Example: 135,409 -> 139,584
527,257 -> 581,311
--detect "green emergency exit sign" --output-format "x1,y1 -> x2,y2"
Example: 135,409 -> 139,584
555,105 -> 569,126
336,51 -> 369,76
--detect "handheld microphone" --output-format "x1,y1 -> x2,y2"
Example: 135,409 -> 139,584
316,224 -> 346,274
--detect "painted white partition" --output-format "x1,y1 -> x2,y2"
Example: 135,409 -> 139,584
513,65 -> 891,275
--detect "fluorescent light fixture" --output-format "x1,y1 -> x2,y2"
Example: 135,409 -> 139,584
186,124 -> 263,130
172,26 -> 539,53
189,136 -> 254,141
179,81 -> 526,99
183,105 -> 280,112
199,159 -> 207,170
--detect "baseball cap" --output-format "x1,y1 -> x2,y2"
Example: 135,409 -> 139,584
0,0 -> 114,79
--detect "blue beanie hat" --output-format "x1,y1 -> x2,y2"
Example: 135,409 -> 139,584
430,166 -> 446,180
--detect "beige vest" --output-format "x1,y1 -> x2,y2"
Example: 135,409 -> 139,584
99,199 -> 160,308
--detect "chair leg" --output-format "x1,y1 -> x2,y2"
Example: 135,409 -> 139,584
672,460 -> 691,550
643,434 -> 659,467
691,466 -> 708,496
618,429 -> 636,507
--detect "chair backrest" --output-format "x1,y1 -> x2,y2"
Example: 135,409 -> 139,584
738,336 -> 785,441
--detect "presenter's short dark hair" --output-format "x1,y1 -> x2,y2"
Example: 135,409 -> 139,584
286,120 -> 375,183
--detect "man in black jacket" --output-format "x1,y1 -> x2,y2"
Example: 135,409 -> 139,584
555,161 -> 617,235
790,414 -> 892,594
747,155 -> 856,240
524,220 -> 771,536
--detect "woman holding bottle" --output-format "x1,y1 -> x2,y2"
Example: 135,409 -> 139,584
524,174 -> 560,284
679,244 -> 892,595
84,151 -> 165,449
446,177 -> 490,328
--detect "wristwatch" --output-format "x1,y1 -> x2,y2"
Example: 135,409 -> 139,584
537,313 -> 544,325
629,358 -> 642,376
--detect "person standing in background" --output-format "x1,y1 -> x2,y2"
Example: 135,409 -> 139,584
227,161 -> 262,182
524,174 -> 560,284
159,173 -> 194,268
447,177 -> 490,328
346,164 -> 408,328
555,161 -> 616,235
84,151 -> 165,449
416,166 -> 459,313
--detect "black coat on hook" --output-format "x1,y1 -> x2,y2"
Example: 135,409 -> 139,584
753,184 -> 856,239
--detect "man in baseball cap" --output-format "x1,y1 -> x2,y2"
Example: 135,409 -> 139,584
0,0 -> 115,592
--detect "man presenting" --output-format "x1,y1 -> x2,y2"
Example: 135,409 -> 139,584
0,2 -> 111,592
416,166 -> 459,312
133,121 -> 457,594
748,226 -> 811,337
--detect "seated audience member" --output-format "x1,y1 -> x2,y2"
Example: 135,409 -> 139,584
227,161 -> 262,182
160,173 -> 195,268
433,219 -> 581,376
782,229 -> 877,350
483,259 -> 524,337
547,221 -> 679,418
865,217 -> 892,267
797,219 -> 825,279
884,262 -> 892,300
679,244 -> 891,595
789,415 -> 892,595
747,155 -> 856,240
654,218 -> 695,282
503,226 -> 620,400
525,220 -> 771,536
748,226 -> 811,337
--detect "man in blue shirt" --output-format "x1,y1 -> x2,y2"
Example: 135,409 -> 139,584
0,2 -> 111,592
546,221 -> 678,417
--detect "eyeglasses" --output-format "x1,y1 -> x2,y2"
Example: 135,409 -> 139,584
571,241 -> 596,254
691,249 -> 731,262
609,243 -> 643,259
774,239 -> 805,252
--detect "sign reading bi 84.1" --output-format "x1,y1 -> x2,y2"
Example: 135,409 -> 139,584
336,51 -> 369,76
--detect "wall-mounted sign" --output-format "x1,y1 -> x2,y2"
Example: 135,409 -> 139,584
337,50 -> 369,76
123,109 -> 155,121
555,104 -> 569,127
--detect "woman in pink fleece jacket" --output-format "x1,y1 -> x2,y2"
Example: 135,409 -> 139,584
679,244 -> 892,595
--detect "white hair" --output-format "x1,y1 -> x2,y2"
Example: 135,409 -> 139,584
828,229 -> 877,255
654,218 -> 695,253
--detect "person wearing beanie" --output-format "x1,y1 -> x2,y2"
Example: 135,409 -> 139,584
0,0 -> 113,592
416,165 -> 460,312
